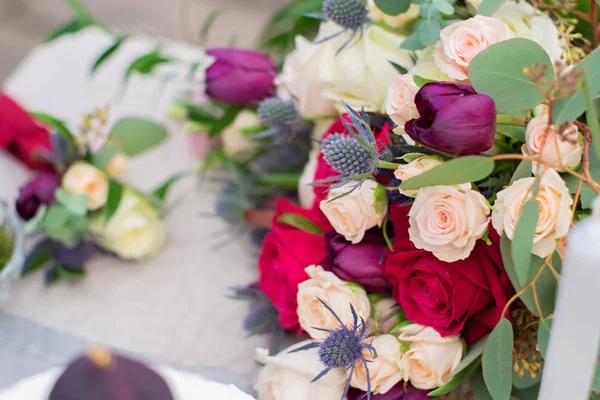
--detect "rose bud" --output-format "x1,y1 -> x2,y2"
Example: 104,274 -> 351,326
49,349 -> 174,400
322,229 -> 392,295
205,48 -> 277,106
15,173 -> 61,220
404,82 -> 496,155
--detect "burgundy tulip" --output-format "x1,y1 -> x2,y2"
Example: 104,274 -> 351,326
205,48 -> 277,106
15,173 -> 61,220
322,229 -> 391,295
348,382 -> 430,400
404,82 -> 496,155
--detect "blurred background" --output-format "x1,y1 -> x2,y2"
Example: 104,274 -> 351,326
0,0 -> 290,81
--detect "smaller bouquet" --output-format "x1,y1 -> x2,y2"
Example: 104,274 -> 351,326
15,107 -> 180,283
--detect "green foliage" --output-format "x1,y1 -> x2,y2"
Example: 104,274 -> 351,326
482,318 -> 514,400
510,160 -> 533,183
400,32 -> 428,51
511,200 -> 540,287
55,189 -> 89,217
199,9 -> 223,45
30,112 -> 77,158
45,0 -> 100,41
469,39 -> 554,114
258,172 -> 302,190
496,124 -> 526,142
375,0 -> 412,15
42,204 -> 89,248
179,103 -> 242,138
0,225 -> 15,271
277,213 -> 324,236
400,156 -> 495,190
512,384 -> 540,400
109,117 -> 168,156
584,72 -> 600,164
451,334 -> 488,376
536,319 -> 551,359
413,75 -> 437,88
124,49 -> 172,83
22,239 -> 53,275
428,360 -> 480,396
417,19 -> 442,46
152,173 -> 187,203
92,144 -> 121,170
92,35 -> 127,74
105,180 -> 123,222
472,367 -> 494,400
389,61 -> 409,74
552,47 -> 600,124
478,0 -> 504,16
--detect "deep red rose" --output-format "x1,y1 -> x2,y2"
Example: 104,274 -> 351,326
312,115 -> 392,206
258,198 -> 330,334
0,94 -> 52,171
384,206 -> 514,345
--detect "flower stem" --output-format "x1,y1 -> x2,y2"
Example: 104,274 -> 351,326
378,160 -> 401,170
304,114 -> 338,122
496,115 -> 527,127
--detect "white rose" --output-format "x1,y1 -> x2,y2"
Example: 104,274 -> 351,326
318,22 -> 414,113
492,168 -> 572,258
351,334 -> 406,394
298,147 -> 320,209
398,324 -> 464,390
89,188 -> 165,260
255,341 -> 347,400
386,75 -> 420,135
493,1 -> 564,61
394,156 -> 443,197
408,186 -> 490,262
522,114 -> 582,174
106,153 -> 129,179
320,180 -> 388,244
221,111 -> 260,162
368,0 -> 420,29
62,162 -> 109,210
409,47 -> 451,81
297,265 -> 371,340
368,298 -> 403,333
277,36 -> 337,117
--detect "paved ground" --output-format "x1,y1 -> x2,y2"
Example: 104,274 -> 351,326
0,0 -> 287,82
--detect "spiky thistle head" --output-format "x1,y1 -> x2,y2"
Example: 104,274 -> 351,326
322,133 -> 379,177
289,299 -> 376,400
257,98 -> 300,128
323,0 -> 370,31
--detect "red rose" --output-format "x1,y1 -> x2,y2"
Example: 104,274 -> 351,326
258,198 -> 330,334
0,94 -> 52,171
312,115 -> 392,206
384,206 -> 513,345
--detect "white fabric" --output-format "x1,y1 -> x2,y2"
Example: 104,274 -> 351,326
0,29 -> 267,378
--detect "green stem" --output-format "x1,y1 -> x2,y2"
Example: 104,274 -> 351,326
378,160 -> 401,170
496,115 -> 527,127
304,114 -> 338,122
64,0 -> 95,24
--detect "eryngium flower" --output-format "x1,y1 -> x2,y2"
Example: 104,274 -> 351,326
323,0 -> 369,31
404,82 -> 496,156
321,133 -> 379,177
290,299 -> 376,400
258,98 -> 300,128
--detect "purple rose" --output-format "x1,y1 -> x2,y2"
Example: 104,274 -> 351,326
322,229 -> 391,295
16,173 -> 61,220
348,383 -> 430,400
205,49 -> 277,106
404,82 -> 496,156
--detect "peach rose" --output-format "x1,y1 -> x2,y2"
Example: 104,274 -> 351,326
106,153 -> 129,179
297,265 -> 371,340
386,75 -> 420,135
522,114 -> 582,174
255,341 -> 347,400
408,185 -> 490,262
434,16 -> 512,80
368,298 -> 404,333
351,334 -> 406,394
394,156 -> 443,197
368,0 -> 420,29
492,169 -> 572,258
320,180 -> 388,244
398,324 -> 464,390
62,162 -> 109,210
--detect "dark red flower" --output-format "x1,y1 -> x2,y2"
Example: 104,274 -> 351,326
384,205 -> 514,345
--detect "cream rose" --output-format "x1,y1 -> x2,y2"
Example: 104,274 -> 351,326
277,36 -> 336,117
394,156 -> 443,197
409,47 -> 451,81
62,162 -> 109,210
434,16 -> 512,80
386,75 -> 420,135
320,180 -> 388,244
89,188 -> 165,260
318,22 -> 414,113
255,341 -> 347,400
297,265 -> 371,340
368,0 -> 420,29
221,111 -> 260,162
492,168 -> 572,258
106,153 -> 129,179
368,298 -> 403,333
298,147 -> 320,209
398,324 -> 464,390
522,114 -> 582,174
408,185 -> 491,262
351,334 -> 406,394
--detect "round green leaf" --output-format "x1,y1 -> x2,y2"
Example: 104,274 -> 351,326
478,0 -> 504,16
482,318 -> 514,400
109,117 -> 168,156
374,0 -> 411,16
537,319 -> 552,359
433,0 -> 454,15
417,19 -> 442,47
469,38 -> 554,114
399,156 -> 495,191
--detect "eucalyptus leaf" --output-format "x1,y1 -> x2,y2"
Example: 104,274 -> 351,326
109,117 -> 168,156
512,384 -> 541,400
105,180 -> 123,222
124,49 -> 171,83
400,32 -> 426,51
374,0 -> 411,15
428,360 -> 479,396
92,36 -> 126,74
432,0 -> 454,15
400,156 -> 495,190
44,205 -> 70,229
510,160 -> 532,184
482,318 -> 514,400
389,61 -> 408,75
55,189 -> 89,217
537,319 -> 552,359
472,368 -> 494,400
417,19 -> 441,46
512,199 -> 539,286
451,334 -> 488,376
583,73 -> 600,164
469,39 -> 554,114
478,0 -> 505,16
277,213 -> 324,236
496,124 -> 526,142
152,172 -> 187,203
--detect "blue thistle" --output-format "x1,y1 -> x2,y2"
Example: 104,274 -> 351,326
256,98 -> 305,142
290,299 -> 376,400
322,133 -> 379,177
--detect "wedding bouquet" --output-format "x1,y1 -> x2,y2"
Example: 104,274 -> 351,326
13,106 -> 178,283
